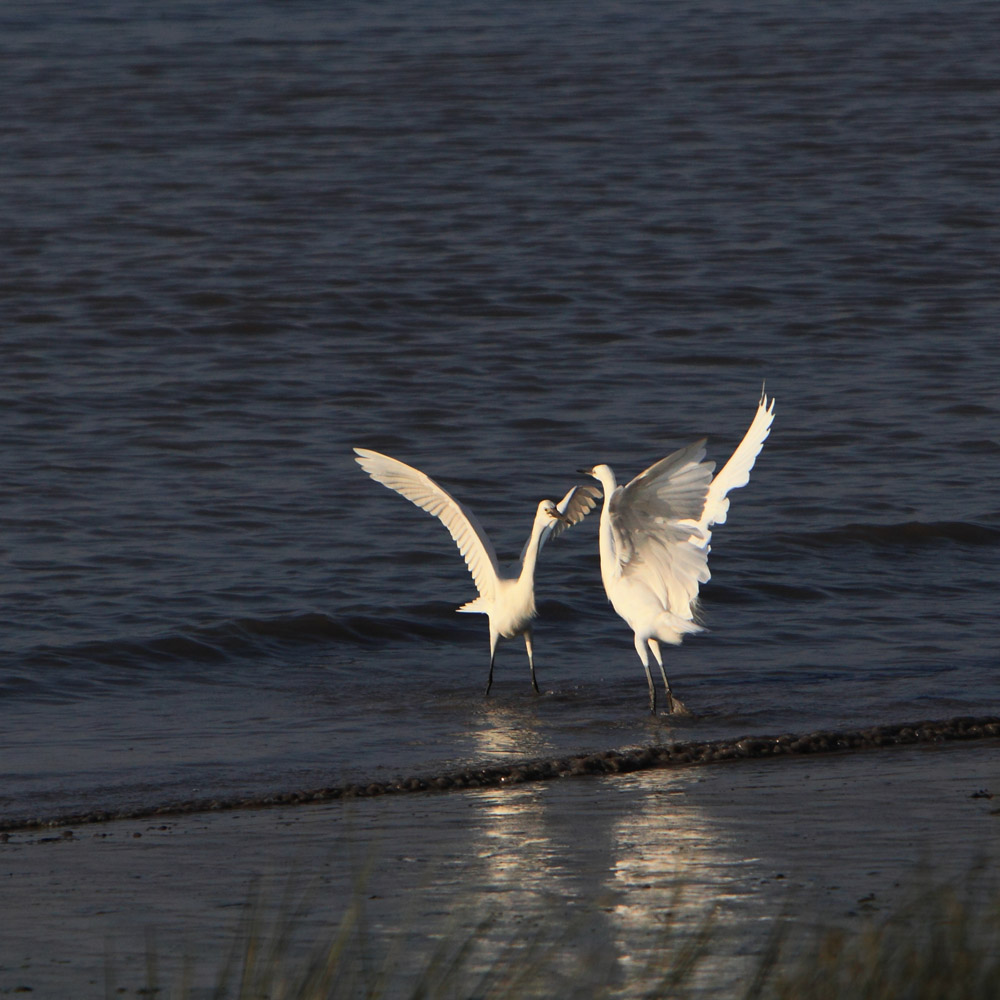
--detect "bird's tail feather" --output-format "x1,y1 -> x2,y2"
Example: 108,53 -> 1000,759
653,611 -> 704,645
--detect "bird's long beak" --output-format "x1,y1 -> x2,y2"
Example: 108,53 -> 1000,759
551,510 -> 573,525
577,467 -> 593,476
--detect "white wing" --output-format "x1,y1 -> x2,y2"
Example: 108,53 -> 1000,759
608,440 -> 715,615
353,448 -> 501,602
698,388 -> 775,531
535,484 -> 602,556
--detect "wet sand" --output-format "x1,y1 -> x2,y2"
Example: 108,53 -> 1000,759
1,739 -> 998,998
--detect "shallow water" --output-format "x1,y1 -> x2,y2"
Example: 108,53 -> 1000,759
1,0 -> 998,822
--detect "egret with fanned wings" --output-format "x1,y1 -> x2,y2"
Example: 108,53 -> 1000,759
581,390 -> 775,714
354,448 -> 600,694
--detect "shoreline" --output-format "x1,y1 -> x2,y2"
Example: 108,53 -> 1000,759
2,736 -> 998,997
3,714 -> 998,834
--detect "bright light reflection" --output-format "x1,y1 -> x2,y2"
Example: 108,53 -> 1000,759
467,699 -> 553,759
460,765 -> 765,996
607,770 -> 764,993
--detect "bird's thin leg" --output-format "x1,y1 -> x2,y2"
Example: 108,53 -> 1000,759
524,631 -> 539,694
485,631 -> 499,696
647,639 -> 674,714
649,639 -> 686,715
634,634 -> 656,714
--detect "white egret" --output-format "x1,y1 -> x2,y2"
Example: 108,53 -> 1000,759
353,448 -> 600,694
581,390 -> 775,714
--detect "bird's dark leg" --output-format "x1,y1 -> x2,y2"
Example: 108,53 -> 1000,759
635,634 -> 656,713
662,674 -> 675,715
649,639 -> 685,715
485,631 -> 499,696
524,631 -> 540,694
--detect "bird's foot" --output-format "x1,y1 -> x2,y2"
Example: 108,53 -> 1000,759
667,695 -> 690,716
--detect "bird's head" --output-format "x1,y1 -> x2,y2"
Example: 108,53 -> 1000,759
538,500 -> 571,527
578,464 -> 616,494
538,499 -> 572,525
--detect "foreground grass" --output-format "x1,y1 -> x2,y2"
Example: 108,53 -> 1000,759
126,868 -> 1000,999
762,875 -> 1000,1000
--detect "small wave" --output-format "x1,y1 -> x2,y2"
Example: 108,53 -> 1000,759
780,520 -> 1000,552
1,610 -> 462,694
225,610 -> 460,646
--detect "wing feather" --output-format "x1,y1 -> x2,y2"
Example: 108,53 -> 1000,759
608,441 -> 715,615
698,389 -> 775,530
353,448 -> 501,602
601,390 -> 775,624
535,484 -> 601,556
621,439 -> 715,521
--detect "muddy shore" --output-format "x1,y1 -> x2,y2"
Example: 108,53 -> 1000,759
1,732 -> 998,998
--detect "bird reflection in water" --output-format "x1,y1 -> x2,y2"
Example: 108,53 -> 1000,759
455,757 -> 758,992
469,699 -> 554,760
608,771 -> 765,992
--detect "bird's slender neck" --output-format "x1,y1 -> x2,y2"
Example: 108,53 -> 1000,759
594,468 -> 619,583
594,467 -> 618,521
518,512 -> 550,585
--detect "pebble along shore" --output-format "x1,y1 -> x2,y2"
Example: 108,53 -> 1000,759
3,715 -> 998,834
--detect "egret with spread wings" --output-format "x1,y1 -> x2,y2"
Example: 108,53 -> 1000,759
581,390 -> 775,714
354,448 -> 600,694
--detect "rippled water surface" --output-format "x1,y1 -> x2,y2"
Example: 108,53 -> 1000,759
1,0 -> 998,821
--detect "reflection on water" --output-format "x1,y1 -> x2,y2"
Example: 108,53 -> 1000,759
467,782 -> 621,994
468,699 -> 555,760
608,774 -> 769,995
461,767 -> 767,996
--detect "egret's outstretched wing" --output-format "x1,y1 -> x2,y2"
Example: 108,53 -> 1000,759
699,389 -> 775,530
620,439 -> 715,522
535,484 -> 602,555
353,448 -> 501,601
608,440 -> 715,616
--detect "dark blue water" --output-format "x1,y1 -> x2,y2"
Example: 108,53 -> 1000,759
2,0 -> 998,822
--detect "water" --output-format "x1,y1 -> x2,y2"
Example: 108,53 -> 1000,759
1,0 -> 998,824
